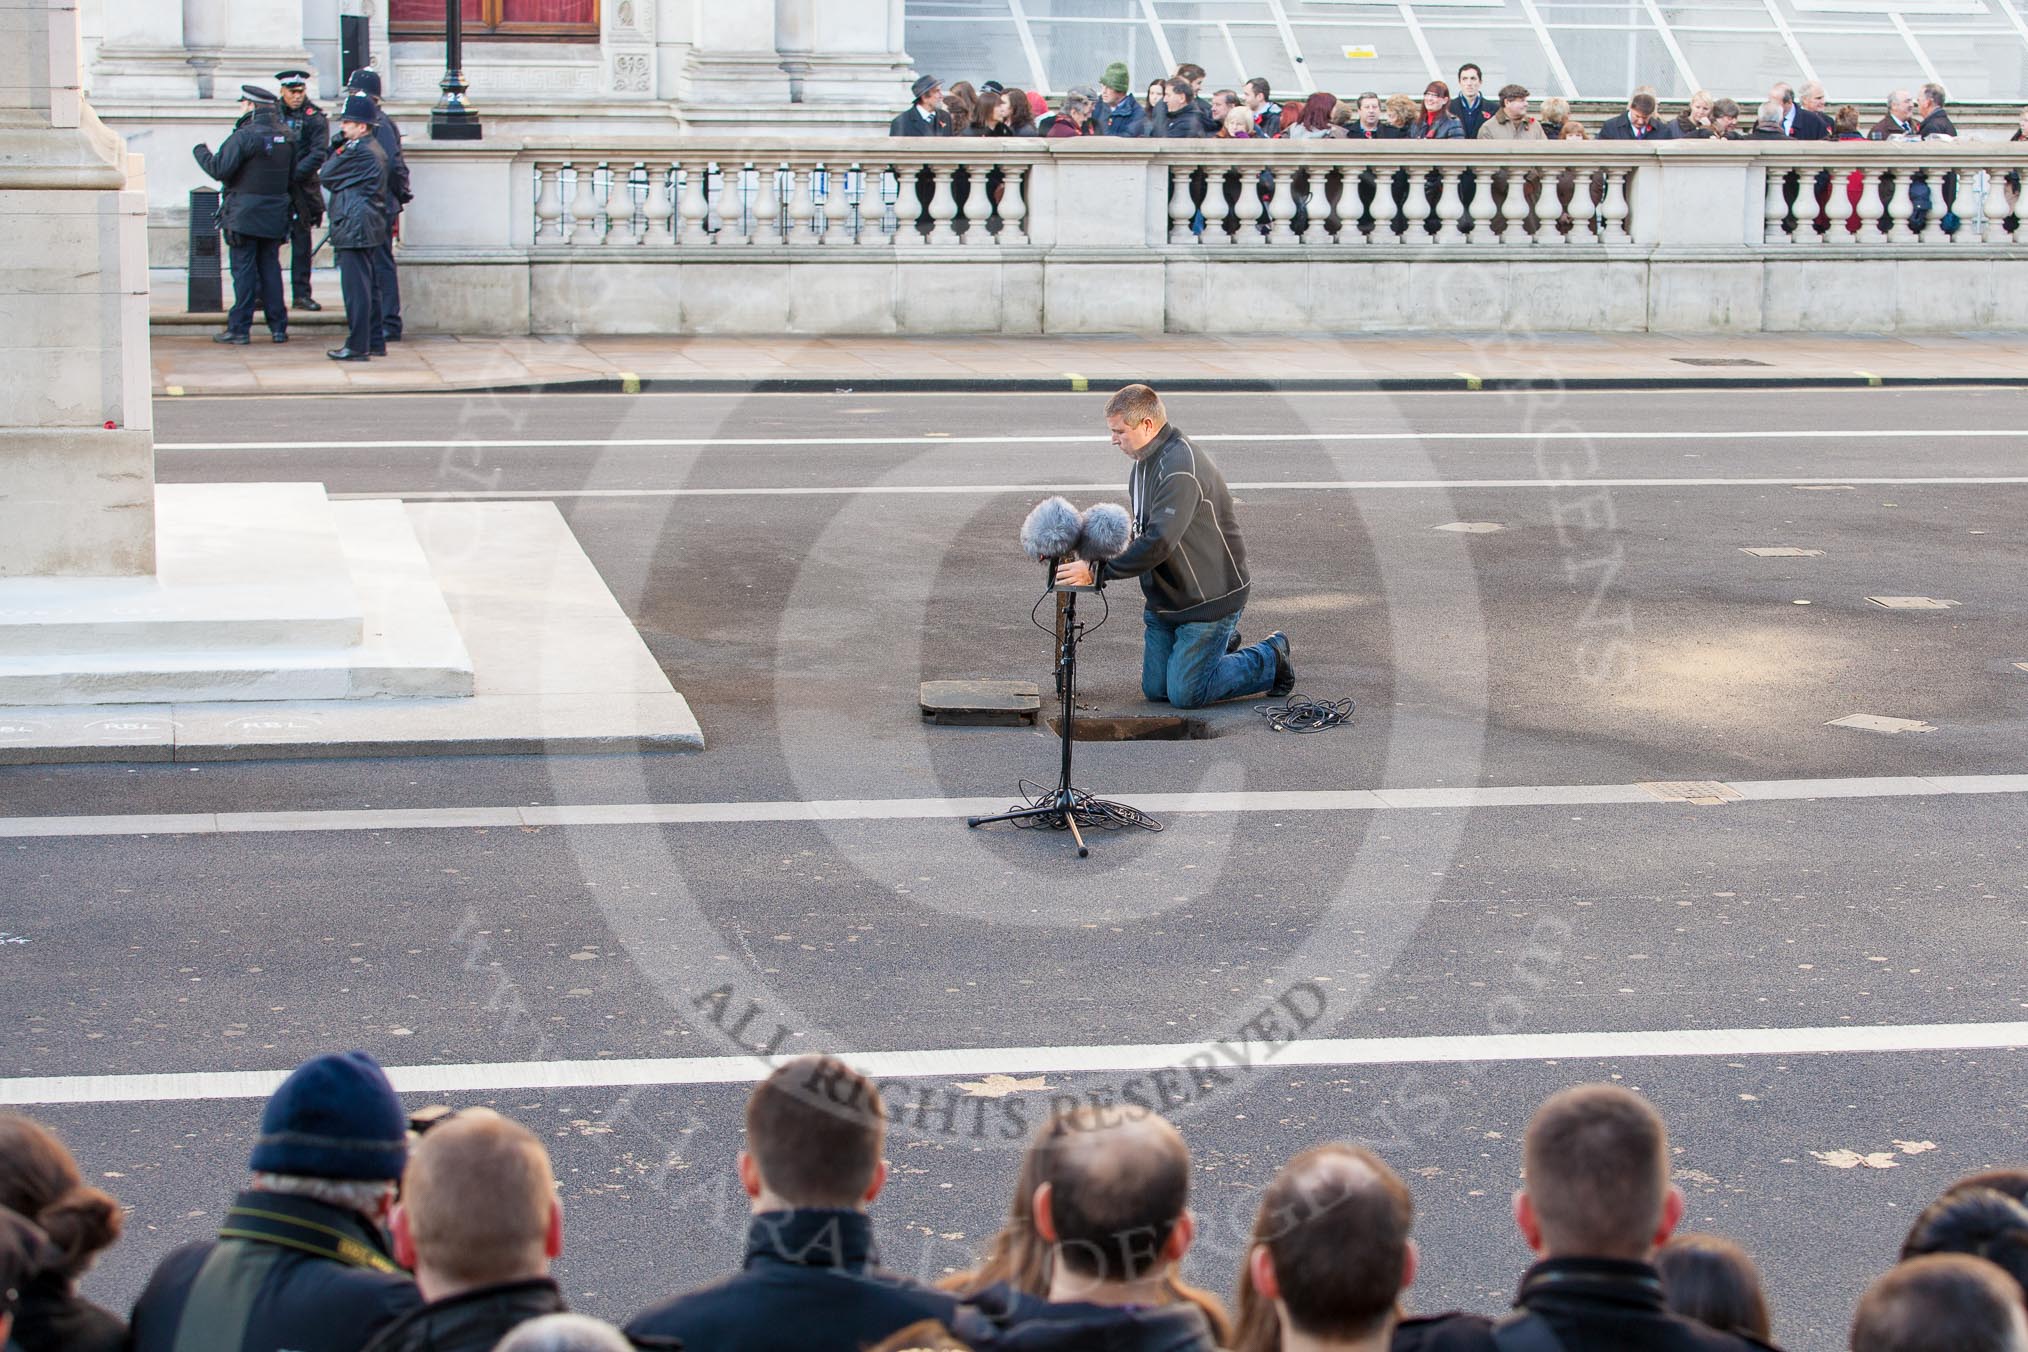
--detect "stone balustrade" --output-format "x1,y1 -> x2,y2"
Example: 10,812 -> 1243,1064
391,136 -> 2027,334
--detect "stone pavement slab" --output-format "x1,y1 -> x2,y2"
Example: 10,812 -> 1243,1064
152,331 -> 2028,397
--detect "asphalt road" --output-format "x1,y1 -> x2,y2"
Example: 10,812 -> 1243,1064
4,386 -> 2026,1351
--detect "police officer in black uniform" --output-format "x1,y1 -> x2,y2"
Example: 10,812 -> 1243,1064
320,94 -> 393,362
345,70 -> 411,345
275,69 -> 329,310
192,85 -> 296,344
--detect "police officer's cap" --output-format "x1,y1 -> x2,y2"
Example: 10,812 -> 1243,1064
275,69 -> 312,89
347,69 -> 382,97
911,74 -> 940,99
338,93 -> 380,126
239,84 -> 277,105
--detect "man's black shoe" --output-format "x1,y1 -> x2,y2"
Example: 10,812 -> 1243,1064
1227,629 -> 1243,654
211,332 -> 250,345
326,347 -> 370,362
369,345 -> 388,357
1267,631 -> 1295,697
271,332 -> 288,344
295,297 -> 322,311
382,332 -> 403,343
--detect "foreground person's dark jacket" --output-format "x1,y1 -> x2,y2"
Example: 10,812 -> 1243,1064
1394,1257 -> 1783,1352
128,1189 -> 421,1352
7,1268 -> 126,1352
1098,422 -> 1251,625
623,1208 -> 956,1352
358,1276 -> 567,1352
951,1281 -> 1220,1352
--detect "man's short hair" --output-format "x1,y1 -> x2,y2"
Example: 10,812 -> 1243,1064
1357,91 -> 1381,107
1257,1144 -> 1412,1341
1772,80 -> 1795,104
1174,63 -> 1206,83
1105,384 -> 1166,428
404,1109 -> 555,1288
1064,92 -> 1094,118
1921,81 -> 1948,108
495,1313 -> 634,1352
1712,97 -> 1740,119
1952,1170 -> 2028,1206
1212,88 -> 1240,109
1758,100 -> 1786,129
1900,1188 -> 2028,1297
1245,77 -> 1271,99
1523,1084 -> 1669,1258
1458,62 -> 1482,79
1851,1254 -> 2028,1352
1037,1107 -> 1189,1282
1163,79 -> 1192,99
747,1056 -> 885,1208
1498,84 -> 1528,103
1630,92 -> 1657,116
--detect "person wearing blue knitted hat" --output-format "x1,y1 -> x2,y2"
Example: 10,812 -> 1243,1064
128,1052 -> 422,1352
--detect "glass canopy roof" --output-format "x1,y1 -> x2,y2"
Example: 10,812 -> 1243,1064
905,0 -> 2028,104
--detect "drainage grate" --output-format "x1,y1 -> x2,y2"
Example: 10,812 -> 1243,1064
1046,714 -> 1211,742
1673,357 -> 1772,367
1639,780 -> 1744,804
1867,596 -> 1960,609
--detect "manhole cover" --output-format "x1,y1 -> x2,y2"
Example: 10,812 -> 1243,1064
1673,357 -> 1772,367
1866,596 -> 1960,609
1826,714 -> 1936,734
1434,522 -> 1505,534
1639,780 -> 1744,804
921,679 -> 1040,726
1045,714 -> 1210,742
1740,547 -> 1825,558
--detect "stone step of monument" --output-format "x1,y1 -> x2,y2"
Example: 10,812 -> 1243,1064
0,488 -> 474,705
152,310 -> 350,337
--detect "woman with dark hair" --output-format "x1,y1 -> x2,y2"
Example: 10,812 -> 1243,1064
963,90 -> 1009,136
1656,1233 -> 1773,1342
1280,90 -> 1343,139
944,80 -> 977,133
1004,89 -> 1038,136
0,1115 -> 127,1352
1417,80 -> 1464,138
1901,1186 -> 2028,1298
937,1114 -> 1234,1345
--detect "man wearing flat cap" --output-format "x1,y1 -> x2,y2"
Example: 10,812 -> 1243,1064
129,1051 -> 422,1352
192,85 -> 296,344
890,74 -> 952,135
276,70 -> 330,310
345,69 -> 412,346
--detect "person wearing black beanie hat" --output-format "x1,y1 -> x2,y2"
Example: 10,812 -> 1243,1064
129,1052 -> 422,1352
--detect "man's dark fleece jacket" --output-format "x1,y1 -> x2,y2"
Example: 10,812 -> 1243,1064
950,1282 -> 1219,1352
1096,422 -> 1251,624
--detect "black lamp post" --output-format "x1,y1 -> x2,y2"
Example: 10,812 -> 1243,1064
429,0 -> 482,139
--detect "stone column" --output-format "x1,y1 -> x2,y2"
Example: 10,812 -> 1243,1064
0,0 -> 155,577
774,0 -> 910,108
671,0 -> 789,123
89,0 -> 191,99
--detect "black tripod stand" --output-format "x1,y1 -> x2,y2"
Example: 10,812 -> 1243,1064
966,580 -> 1160,858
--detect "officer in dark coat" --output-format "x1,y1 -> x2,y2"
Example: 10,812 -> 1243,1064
319,94 -> 392,362
276,70 -> 329,309
345,70 -> 411,344
128,1052 -> 421,1352
192,85 -> 296,344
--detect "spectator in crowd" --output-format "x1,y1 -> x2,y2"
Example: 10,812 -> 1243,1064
946,80 -> 978,130
1560,119 -> 1589,139
1232,1143 -> 1417,1352
1833,105 -> 1865,140
0,1115 -> 125,1352
1346,92 -> 1389,139
1146,78 -> 1168,119
1283,91 -> 1344,140
1331,100 -> 1357,130
1771,81 -> 1830,138
1952,1169 -> 2028,1205
1690,97 -> 1744,138
1538,96 -> 1569,139
1416,81 -> 1465,138
1451,63 -> 1494,137
1600,91 -> 1662,139
1657,1234 -> 1774,1343
1800,80 -> 1829,115
1850,1254 -> 2028,1352
890,75 -> 952,136
1097,63 -> 1146,136
947,1106 -> 1219,1352
1751,100 -> 1790,139
1157,79 -> 1217,137
1899,1187 -> 2028,1297
964,90 -> 1010,136
939,1114 -> 1232,1343
1048,91 -> 1095,139
1916,82 -> 1954,137
495,1313 -> 636,1352
1872,89 -> 1917,138
1,1208 -> 59,1350
1220,107 -> 1257,138
1670,90 -> 1714,136
1175,63 -> 1209,101
1385,93 -> 1418,133
1482,84 -> 1544,140
1246,79 -> 1283,136
623,1056 -> 957,1352
1394,1084 -> 1777,1351
1005,89 -> 1039,136
1211,88 -> 1244,127
360,1109 -> 567,1352
129,1051 -> 421,1352
1026,90 -> 1049,122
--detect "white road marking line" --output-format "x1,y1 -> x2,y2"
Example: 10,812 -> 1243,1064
7,1020 -> 2027,1106
156,428 -> 2028,453
330,476 -> 2028,502
3,774 -> 2023,842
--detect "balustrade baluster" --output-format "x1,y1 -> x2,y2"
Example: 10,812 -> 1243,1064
608,164 -> 641,245
861,165 -> 898,247
1169,166 -> 1198,244
926,165 -> 959,244
1500,166 -> 1531,245
1885,168 -> 1915,243
567,163 -> 602,246
1266,166 -> 1297,244
997,165 -> 1027,244
751,161 -> 780,245
1434,166 -> 1465,243
676,162 -> 709,244
1601,167 -> 1631,244
897,163 -> 931,247
1395,164 -> 1424,244
1985,167 -> 2017,244
1919,170 -> 1948,244
533,161 -> 564,244
641,162 -> 674,245
1851,165 -> 1884,244
786,162 -> 818,244
1762,166 -> 1790,245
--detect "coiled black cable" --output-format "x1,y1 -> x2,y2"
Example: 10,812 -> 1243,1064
1256,695 -> 1356,734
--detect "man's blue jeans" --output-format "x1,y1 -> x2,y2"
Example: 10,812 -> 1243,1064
1142,609 -> 1276,709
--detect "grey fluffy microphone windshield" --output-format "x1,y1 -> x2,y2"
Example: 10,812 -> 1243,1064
1020,496 -> 1084,562
1076,502 -> 1132,561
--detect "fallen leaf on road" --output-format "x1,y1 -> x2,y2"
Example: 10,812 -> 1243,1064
1894,1140 -> 1938,1155
957,1073 -> 1052,1099
1812,1149 -> 1900,1170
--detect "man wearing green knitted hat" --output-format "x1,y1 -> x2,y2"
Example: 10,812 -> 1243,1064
1096,60 -> 1147,136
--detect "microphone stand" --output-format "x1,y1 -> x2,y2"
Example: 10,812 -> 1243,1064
966,563 -> 1160,858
